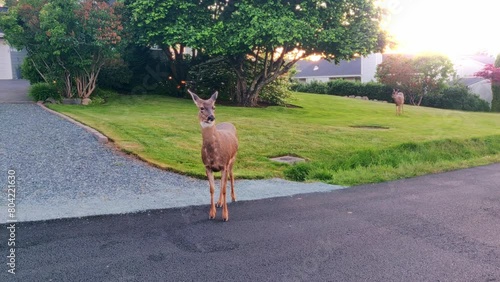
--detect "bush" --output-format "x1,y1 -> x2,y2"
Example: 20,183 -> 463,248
28,83 -> 60,102
492,85 -> 500,112
421,86 -> 490,112
93,88 -> 119,102
21,59 -> 45,84
97,58 -> 132,91
283,163 -> 311,182
259,75 -> 292,105
292,79 -> 393,102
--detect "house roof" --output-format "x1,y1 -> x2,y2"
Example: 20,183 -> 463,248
294,58 -> 361,78
466,55 -> 495,65
459,77 -> 488,87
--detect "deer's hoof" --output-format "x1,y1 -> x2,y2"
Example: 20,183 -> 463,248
223,217 -> 228,222
216,202 -> 222,208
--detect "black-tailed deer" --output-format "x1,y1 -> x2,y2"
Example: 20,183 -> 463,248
187,90 -> 238,221
392,89 -> 404,115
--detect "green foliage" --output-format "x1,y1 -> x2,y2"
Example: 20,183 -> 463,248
128,0 -> 388,106
291,81 -> 328,94
1,0 -> 125,98
283,136 -> 500,184
97,57 -> 132,91
283,163 -> 311,182
293,81 -> 488,111
376,53 -> 455,105
93,88 -> 119,102
28,82 -> 60,101
421,86 -> 490,112
491,85 -> 500,112
187,58 -> 237,101
259,75 -> 293,106
292,80 -> 393,102
21,59 -> 44,84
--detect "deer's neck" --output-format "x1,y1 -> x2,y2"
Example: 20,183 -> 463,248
201,124 -> 219,148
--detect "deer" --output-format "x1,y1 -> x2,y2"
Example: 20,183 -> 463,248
187,89 -> 239,222
392,89 -> 405,115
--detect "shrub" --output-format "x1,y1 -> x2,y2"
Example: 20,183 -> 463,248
97,58 -> 132,91
259,75 -> 292,105
283,163 -> 311,182
492,85 -> 500,112
327,79 -> 362,96
28,82 -> 60,102
93,88 -> 119,102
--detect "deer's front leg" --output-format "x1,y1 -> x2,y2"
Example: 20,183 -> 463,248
220,168 -> 229,221
206,169 -> 216,219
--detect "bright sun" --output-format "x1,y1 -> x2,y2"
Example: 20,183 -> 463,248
381,0 -> 500,56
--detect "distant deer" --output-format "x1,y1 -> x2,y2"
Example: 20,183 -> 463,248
392,89 -> 405,115
187,89 -> 239,221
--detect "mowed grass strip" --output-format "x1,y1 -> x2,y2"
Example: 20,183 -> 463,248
47,93 -> 500,186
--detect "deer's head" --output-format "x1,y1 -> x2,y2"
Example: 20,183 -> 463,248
392,89 -> 399,98
188,90 -> 218,128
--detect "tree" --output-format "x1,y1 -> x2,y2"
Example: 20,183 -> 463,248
475,57 -> 500,112
127,0 -> 213,93
129,0 -> 387,106
0,0 -> 124,99
376,53 -> 454,105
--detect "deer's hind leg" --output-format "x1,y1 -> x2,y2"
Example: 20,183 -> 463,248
229,157 -> 236,202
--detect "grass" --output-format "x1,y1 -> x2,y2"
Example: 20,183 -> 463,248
47,93 -> 500,186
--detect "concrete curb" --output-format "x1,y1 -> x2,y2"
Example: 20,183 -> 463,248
36,102 -> 109,144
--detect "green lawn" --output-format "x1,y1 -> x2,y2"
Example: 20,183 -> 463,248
48,93 -> 500,186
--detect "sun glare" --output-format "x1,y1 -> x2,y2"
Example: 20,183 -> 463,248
381,0 -> 500,56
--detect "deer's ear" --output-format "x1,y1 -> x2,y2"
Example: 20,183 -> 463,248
210,91 -> 218,102
187,90 -> 201,104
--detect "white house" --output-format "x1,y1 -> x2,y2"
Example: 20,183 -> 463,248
453,54 -> 494,105
294,53 -> 383,83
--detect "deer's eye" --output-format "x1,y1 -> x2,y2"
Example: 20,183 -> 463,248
200,107 -> 205,111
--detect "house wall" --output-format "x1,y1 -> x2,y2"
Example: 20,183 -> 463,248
469,80 -> 493,105
295,76 -> 361,84
453,57 -> 486,77
361,53 -> 382,83
0,38 -> 13,79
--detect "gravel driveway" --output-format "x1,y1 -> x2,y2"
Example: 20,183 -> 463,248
0,103 -> 343,222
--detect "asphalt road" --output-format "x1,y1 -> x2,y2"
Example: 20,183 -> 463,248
1,163 -> 499,281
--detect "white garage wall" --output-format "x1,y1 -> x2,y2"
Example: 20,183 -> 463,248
0,38 -> 13,79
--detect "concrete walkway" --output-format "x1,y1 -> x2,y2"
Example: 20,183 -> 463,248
0,79 -> 31,103
0,81 -> 343,223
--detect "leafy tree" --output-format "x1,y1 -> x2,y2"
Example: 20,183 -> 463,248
475,57 -> 500,112
129,0 -> 387,106
127,0 -> 213,93
376,53 -> 454,105
0,0 -> 124,99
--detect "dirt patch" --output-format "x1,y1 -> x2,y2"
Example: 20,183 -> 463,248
350,125 -> 390,130
270,155 -> 306,164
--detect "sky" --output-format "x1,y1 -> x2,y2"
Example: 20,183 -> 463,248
381,0 -> 500,56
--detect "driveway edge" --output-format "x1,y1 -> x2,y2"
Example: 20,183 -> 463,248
36,102 -> 109,144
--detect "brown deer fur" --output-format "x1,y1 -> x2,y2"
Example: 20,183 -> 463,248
392,89 -> 405,115
188,90 -> 238,221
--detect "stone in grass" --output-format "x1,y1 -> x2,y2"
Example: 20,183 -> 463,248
270,155 -> 306,164
82,98 -> 92,105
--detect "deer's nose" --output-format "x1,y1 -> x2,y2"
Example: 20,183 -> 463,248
207,115 -> 215,122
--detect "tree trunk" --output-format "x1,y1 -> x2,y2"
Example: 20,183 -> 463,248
492,84 -> 500,112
